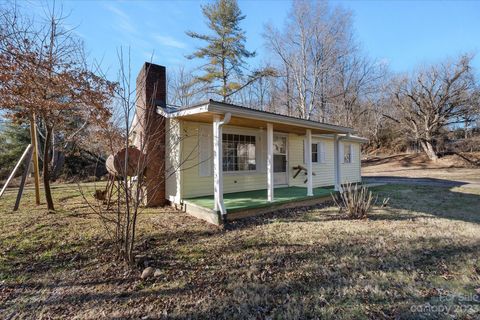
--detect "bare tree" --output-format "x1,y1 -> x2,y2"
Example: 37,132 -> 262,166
81,52 -> 196,266
264,0 -> 353,120
168,65 -> 206,108
0,3 -> 114,210
388,55 -> 477,161
327,55 -> 386,128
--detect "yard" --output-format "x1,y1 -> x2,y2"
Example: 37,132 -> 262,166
1,182 -> 479,319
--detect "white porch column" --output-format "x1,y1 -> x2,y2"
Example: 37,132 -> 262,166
306,129 -> 313,196
334,134 -> 341,191
213,115 -> 223,212
267,123 -> 274,202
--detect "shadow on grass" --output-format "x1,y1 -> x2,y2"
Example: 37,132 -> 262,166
2,180 -> 480,319
367,180 -> 480,224
5,229 -> 479,319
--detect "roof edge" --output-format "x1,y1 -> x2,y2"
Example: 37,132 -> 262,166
208,100 -> 354,134
157,100 -> 356,134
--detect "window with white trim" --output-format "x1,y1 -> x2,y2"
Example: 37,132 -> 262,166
222,134 -> 256,172
344,143 -> 352,163
304,141 -> 326,164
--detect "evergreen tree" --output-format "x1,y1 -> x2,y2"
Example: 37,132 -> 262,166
187,0 -> 255,101
0,120 -> 31,179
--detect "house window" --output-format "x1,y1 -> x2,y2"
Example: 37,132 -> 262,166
222,134 -> 256,172
311,143 -> 318,163
344,144 -> 352,163
304,142 -> 325,163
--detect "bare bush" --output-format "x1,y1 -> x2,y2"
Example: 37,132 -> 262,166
332,183 -> 376,219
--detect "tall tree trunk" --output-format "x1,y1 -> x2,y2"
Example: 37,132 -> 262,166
420,140 -> 438,162
51,151 -> 65,181
43,124 -> 55,211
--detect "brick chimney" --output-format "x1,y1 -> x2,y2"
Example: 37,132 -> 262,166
135,62 -> 166,207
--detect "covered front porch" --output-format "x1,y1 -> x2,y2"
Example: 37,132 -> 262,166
183,186 -> 335,223
160,100 -> 354,224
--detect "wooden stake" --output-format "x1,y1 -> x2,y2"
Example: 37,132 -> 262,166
13,148 -> 33,211
30,113 -> 41,205
0,144 -> 32,199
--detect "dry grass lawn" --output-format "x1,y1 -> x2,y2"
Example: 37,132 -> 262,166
1,182 -> 480,319
363,153 -> 480,183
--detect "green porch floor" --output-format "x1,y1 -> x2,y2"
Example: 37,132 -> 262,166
184,186 -> 335,213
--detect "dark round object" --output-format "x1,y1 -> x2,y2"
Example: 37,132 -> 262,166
106,147 -> 146,177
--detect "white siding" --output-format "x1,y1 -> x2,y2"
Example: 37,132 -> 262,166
180,121 -> 267,198
288,134 -> 336,187
165,118 -> 182,204
176,120 -> 363,198
341,142 -> 361,183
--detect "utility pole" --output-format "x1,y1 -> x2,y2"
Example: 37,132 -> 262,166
29,112 -> 41,205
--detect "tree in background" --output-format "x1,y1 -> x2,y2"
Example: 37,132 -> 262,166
387,55 -> 477,161
168,65 -> 206,108
0,120 -> 30,179
0,4 -> 115,210
264,1 -> 354,120
187,0 -> 273,102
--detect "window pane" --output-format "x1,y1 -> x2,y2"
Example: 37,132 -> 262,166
274,154 -> 286,172
311,143 -> 318,162
344,144 -> 351,163
222,134 -> 256,171
273,136 -> 286,154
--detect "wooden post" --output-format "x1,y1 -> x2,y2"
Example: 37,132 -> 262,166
30,113 -> 41,205
13,148 -> 33,211
306,129 -> 313,196
0,144 -> 32,199
267,123 -> 274,202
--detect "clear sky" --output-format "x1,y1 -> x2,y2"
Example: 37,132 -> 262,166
22,0 -> 480,80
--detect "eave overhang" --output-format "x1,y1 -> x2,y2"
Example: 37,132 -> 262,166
157,100 -> 355,135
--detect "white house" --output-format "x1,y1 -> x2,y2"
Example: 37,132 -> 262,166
132,62 -> 367,225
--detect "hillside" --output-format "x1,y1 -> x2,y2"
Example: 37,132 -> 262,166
362,152 -> 480,183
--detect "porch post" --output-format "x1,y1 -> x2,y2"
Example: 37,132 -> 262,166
267,123 -> 274,202
334,134 -> 341,191
213,115 -> 223,212
306,129 -> 313,196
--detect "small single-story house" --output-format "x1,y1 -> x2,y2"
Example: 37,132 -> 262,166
132,63 -> 367,225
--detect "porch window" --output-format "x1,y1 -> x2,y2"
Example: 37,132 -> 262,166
303,142 -> 321,163
311,143 -> 318,163
344,143 -> 352,163
222,134 -> 256,172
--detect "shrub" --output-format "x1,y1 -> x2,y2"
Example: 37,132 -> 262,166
332,183 -> 376,219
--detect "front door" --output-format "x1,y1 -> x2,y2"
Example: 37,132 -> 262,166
273,134 -> 288,186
